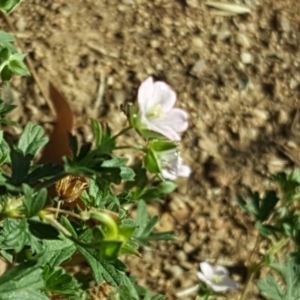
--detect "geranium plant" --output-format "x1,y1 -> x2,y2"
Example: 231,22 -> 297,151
0,2 -> 190,299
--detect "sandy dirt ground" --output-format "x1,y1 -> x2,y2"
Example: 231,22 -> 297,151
2,0 -> 300,299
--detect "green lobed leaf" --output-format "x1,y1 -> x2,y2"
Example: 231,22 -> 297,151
91,119 -> 102,147
0,0 -> 22,13
9,148 -> 31,185
258,259 -> 300,300
8,58 -> 29,76
255,221 -> 278,238
102,157 -> 128,168
258,191 -> 279,222
0,131 -> 10,165
18,122 -> 48,157
38,239 -> 76,267
258,275 -> 284,300
272,171 -> 300,202
119,274 -> 139,300
0,65 -> 12,81
76,245 -> 121,286
28,220 -> 60,240
68,133 -> 78,158
120,166 -> 135,181
0,47 -> 10,63
0,218 -> 43,253
1,218 -> 29,252
23,184 -> 47,217
0,31 -> 16,52
157,181 -> 177,194
0,263 -> 47,300
44,265 -> 87,300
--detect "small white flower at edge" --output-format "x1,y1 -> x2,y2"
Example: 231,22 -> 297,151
157,148 -> 191,180
137,77 -> 188,141
197,262 -> 239,293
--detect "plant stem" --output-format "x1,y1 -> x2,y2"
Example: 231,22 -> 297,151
111,126 -> 131,140
45,207 -> 84,220
90,211 -> 118,239
240,235 -> 261,300
114,144 -> 145,151
42,213 -> 72,237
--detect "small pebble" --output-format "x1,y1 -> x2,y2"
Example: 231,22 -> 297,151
192,36 -> 204,49
240,52 -> 253,64
190,59 -> 206,77
236,32 -> 251,49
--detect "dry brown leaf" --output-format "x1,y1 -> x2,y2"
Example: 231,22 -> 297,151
39,83 -> 73,164
56,176 -> 88,203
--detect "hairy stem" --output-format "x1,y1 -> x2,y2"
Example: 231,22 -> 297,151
111,126 -> 131,140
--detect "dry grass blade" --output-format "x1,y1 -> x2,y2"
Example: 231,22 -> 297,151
94,69 -> 106,109
205,1 -> 251,15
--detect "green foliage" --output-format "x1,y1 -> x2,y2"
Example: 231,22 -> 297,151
0,7 -> 183,299
0,218 -> 41,253
23,185 -> 47,217
117,275 -> 166,300
0,0 -> 22,13
0,263 -> 48,300
272,169 -> 300,203
0,52 -> 29,81
0,98 -> 17,126
258,259 -> 300,300
76,245 -> 122,286
44,265 -> 87,299
134,200 -> 174,246
18,122 -> 49,157
0,31 -> 16,52
0,131 -> 10,165
237,190 -> 279,222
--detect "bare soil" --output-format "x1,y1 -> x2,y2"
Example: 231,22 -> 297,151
3,0 -> 300,299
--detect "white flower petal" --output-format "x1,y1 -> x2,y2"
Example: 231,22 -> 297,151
136,77 -> 188,141
215,266 -> 229,276
197,272 -> 213,287
146,122 -> 181,141
138,77 -> 155,114
152,108 -> 188,133
210,284 -> 231,293
219,276 -> 239,290
178,164 -> 191,178
161,169 -> 177,180
152,81 -> 176,113
200,262 -> 214,279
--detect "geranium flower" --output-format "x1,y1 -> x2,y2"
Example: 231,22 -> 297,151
137,77 -> 188,141
157,148 -> 191,180
197,262 -> 239,293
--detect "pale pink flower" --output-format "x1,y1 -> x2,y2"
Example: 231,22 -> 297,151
197,262 -> 239,293
157,148 -> 191,180
137,77 -> 188,141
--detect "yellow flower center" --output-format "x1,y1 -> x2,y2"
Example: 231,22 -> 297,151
147,104 -> 164,119
212,275 -> 223,284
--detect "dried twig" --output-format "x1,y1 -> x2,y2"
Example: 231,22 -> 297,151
94,69 -> 106,109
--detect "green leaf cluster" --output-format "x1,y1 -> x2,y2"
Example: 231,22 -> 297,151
258,258 -> 300,300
